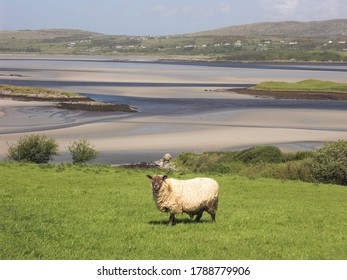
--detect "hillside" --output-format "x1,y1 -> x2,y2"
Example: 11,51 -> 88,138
1,20 -> 347,61
0,28 -> 101,40
2,19 -> 346,40
191,19 -> 347,37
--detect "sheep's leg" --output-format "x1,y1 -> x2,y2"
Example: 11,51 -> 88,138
195,211 -> 203,222
168,213 -> 176,226
207,200 -> 218,223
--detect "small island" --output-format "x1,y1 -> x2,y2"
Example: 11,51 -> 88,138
0,84 -> 137,112
231,79 -> 347,100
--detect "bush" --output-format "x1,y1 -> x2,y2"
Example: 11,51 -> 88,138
67,139 -> 98,164
206,162 -> 231,174
7,134 -> 59,163
235,146 -> 284,164
311,141 -> 347,185
176,152 -> 195,166
282,151 -> 313,162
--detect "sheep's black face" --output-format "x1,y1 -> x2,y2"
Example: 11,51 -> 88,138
146,175 -> 167,191
152,177 -> 163,191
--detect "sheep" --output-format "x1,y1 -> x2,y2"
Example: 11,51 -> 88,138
146,175 -> 219,226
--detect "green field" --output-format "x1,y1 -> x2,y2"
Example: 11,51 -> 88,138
253,79 -> 347,93
1,162 -> 346,260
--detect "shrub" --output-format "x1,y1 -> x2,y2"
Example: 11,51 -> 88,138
190,153 -> 221,173
235,146 -> 284,164
67,139 -> 98,164
280,158 -> 314,182
311,141 -> 347,185
282,151 -> 313,162
207,162 -> 231,174
7,134 -> 59,163
176,152 -> 195,166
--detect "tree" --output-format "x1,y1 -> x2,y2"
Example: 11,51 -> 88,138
7,134 -> 59,163
67,139 -> 98,164
311,140 -> 347,185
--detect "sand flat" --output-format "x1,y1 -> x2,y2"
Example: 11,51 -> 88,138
1,57 -> 347,163
1,98 -> 347,163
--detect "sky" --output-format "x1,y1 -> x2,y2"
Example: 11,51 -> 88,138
0,0 -> 346,35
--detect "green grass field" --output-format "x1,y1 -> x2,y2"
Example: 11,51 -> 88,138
253,79 -> 347,93
0,162 -> 346,260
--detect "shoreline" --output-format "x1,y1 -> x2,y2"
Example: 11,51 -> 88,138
2,53 -> 347,65
230,88 -> 347,101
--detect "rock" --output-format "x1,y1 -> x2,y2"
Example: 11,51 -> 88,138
121,153 -> 177,171
122,161 -> 160,169
163,153 -> 172,162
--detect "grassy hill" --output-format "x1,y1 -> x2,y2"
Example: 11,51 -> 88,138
0,29 -> 101,40
0,162 -> 346,260
1,20 -> 347,61
191,19 -> 347,37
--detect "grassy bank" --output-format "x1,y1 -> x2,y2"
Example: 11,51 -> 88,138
1,162 -> 346,260
0,84 -> 137,112
253,79 -> 347,93
231,79 -> 347,100
0,84 -> 79,98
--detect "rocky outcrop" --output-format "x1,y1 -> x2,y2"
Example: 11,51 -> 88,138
122,153 -> 177,170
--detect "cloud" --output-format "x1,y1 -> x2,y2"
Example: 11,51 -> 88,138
309,0 -> 340,18
260,0 -> 347,22
216,3 -> 233,15
261,0 -> 299,16
150,2 -> 233,19
274,0 -> 299,14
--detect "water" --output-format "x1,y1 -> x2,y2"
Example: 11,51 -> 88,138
1,56 -> 347,164
2,57 -> 347,114
83,93 -> 347,116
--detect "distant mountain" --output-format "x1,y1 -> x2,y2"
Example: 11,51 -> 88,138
191,19 -> 347,37
1,20 -> 347,62
0,29 -> 101,40
2,19 -> 347,40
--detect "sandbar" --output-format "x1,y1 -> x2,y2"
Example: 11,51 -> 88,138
1,57 -> 347,164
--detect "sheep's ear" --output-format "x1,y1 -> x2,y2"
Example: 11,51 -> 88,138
162,175 -> 168,180
146,175 -> 153,180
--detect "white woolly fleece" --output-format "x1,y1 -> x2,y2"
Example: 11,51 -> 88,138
153,177 -> 219,215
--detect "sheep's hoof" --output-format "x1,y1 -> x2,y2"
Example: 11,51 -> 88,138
169,214 -> 176,226
195,212 -> 203,222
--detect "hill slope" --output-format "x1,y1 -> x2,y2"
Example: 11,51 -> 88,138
1,20 -> 347,61
0,28 -> 101,40
191,19 -> 347,37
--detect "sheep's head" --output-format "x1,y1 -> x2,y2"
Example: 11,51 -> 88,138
146,175 -> 167,191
